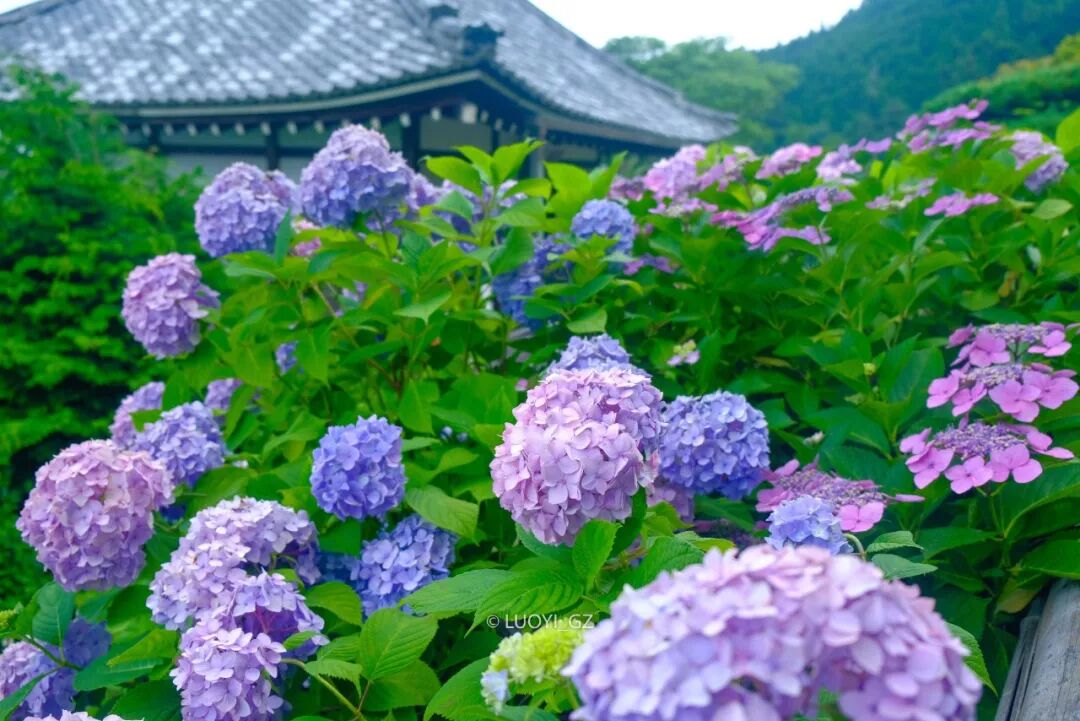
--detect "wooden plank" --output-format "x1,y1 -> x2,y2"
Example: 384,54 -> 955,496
996,581 -> 1080,721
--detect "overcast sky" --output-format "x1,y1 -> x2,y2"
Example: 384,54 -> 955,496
0,0 -> 862,51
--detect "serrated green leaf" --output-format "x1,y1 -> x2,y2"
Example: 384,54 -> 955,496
403,570 -> 513,616
306,658 -> 364,684
424,658 -> 495,721
284,630 -> 320,651
473,566 -> 582,629
405,485 -> 478,538
295,323 -> 331,383
111,680 -> 182,721
31,583 -> 73,646
363,659 -> 440,711
107,628 -> 176,666
357,608 -> 438,680
866,530 -> 922,555
75,656 -> 161,691
946,623 -> 996,693
629,537 -> 704,588
872,554 -> 937,580
572,521 -> 617,585
395,290 -> 451,323
305,582 -> 364,626
1019,540 -> 1080,579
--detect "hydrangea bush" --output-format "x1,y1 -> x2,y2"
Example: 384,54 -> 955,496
4,102 -> 1080,721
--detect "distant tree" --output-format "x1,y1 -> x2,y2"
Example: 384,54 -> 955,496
603,36 -> 667,65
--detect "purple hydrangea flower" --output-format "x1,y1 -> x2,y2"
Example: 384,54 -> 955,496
62,618 -> 111,665
901,100 -> 998,152
317,552 -> 360,586
131,401 -> 225,488
24,713 -> 132,721
310,415 -> 406,520
642,145 -> 706,201
353,514 -> 456,616
122,253 -> 219,359
866,178 -> 936,210
17,440 -> 173,591
0,642 -> 72,721
218,572 -> 326,648
928,363 -> 1077,421
757,460 -> 921,533
109,381 -> 164,447
608,176 -> 645,202
645,480 -> 695,521
148,497 -> 320,628
713,186 -> 853,252
948,322 -> 1073,365
299,125 -> 412,228
766,495 -> 851,554
195,163 -> 296,258
757,142 -> 823,179
925,192 -> 998,217
657,390 -> 770,500
275,341 -> 297,375
696,147 -> 756,192
492,235 -> 569,329
546,334 -> 636,375
205,378 -> 242,414
491,368 -> 663,545
564,545 -> 982,721
571,200 -> 636,255
1010,131 -> 1068,193
901,422 -> 1074,493
623,254 -> 674,275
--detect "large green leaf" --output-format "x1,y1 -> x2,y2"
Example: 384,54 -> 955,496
31,583 -> 74,646
1019,540 -> 1080,579
357,609 -> 438,680
305,582 -> 364,626
628,536 -> 704,588
405,485 -> 479,538
945,624 -> 996,693
74,656 -> 161,691
362,660 -> 441,711
571,521 -> 617,585
999,464 -> 1080,537
403,570 -> 513,616
424,658 -> 496,721
111,680 -> 182,721
473,565 -> 583,629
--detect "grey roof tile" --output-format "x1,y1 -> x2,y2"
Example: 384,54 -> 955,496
0,0 -> 734,143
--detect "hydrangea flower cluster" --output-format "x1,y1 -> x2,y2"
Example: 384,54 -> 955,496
756,142 -> 822,179
17,440 -> 173,591
563,545 -> 981,721
608,175 -> 645,202
925,191 -> 998,217
757,460 -> 921,533
275,341 -> 297,374
130,401 -> 225,488
492,235 -> 569,328
290,217 -> 323,257
148,497 -> 320,628
713,186 -> 854,251
866,178 -> 936,210
571,200 -> 636,255
108,380 -> 164,447
696,146 -> 757,193
814,137 -> 891,184
216,572 -> 326,649
481,623 -> 585,713
645,480 -> 695,521
545,334 -> 636,375
22,713 -> 129,721
352,514 -> 456,616
122,253 -> 219,358
491,368 -> 663,545
657,390 -> 770,500
666,340 -> 699,367
901,100 -> 999,152
928,363 -> 1077,421
901,422 -> 1073,492
766,495 -> 851,554
194,163 -> 296,258
299,125 -> 413,228
1009,131 -> 1068,193
204,378 -> 243,414
642,144 -> 706,201
310,415 -> 405,520
623,254 -> 673,275
949,322 -> 1072,364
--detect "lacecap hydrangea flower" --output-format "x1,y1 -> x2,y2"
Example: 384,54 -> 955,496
545,334 -> 636,375
491,368 -> 662,545
352,514 -> 456,616
713,186 -> 853,251
17,440 -> 173,591
195,163 -> 296,258
482,623 -> 585,713
657,390 -> 770,500
310,415 -> 406,520
109,380 -> 164,447
756,142 -> 823,179
564,545 -> 981,721
948,322 -> 1073,365
925,192 -> 998,217
766,495 -> 851,554
148,497 -> 320,628
571,199 -> 636,255
131,401 -> 225,488
122,253 -> 219,358
928,363 -> 1077,422
299,125 -> 413,228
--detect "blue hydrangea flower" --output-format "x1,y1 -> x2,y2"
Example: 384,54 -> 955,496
492,235 -> 569,328
310,415 -> 406,520
571,199 -> 636,255
352,514 -> 456,616
195,163 -> 296,258
131,401 -> 225,488
204,378 -> 242,415
275,341 -> 297,375
62,618 -> 112,666
546,334 -> 637,375
658,390 -> 770,499
767,495 -> 851,555
109,381 -> 165,447
317,552 -> 360,587
299,125 -> 413,228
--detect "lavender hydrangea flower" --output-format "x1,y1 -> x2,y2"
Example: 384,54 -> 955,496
564,545 -> 981,721
646,480 -> 695,521
491,368 -> 663,545
23,713 -> 132,721
766,495 -> 851,554
901,100 -> 998,152
62,618 -> 111,666
571,200 -> 636,255
17,440 -> 173,591
492,235 -> 569,328
148,497 -> 320,628
713,186 -> 853,251
299,125 -> 412,228
608,176 -> 645,202
696,147 -> 756,192
0,642 -> 72,721
310,415 -> 405,520
195,163 -> 296,258
901,422 -> 1074,493
757,460 -> 921,533
756,142 -> 822,179
925,192 -> 998,217
131,401 -> 225,488
866,178 -> 936,210
352,514 -> 456,616
122,253 -> 219,358
623,254 -> 673,275
545,334 -> 635,375
642,145 -> 706,201
275,341 -> 297,375
109,381 -> 164,447
1010,131 -> 1067,193
658,390 -> 770,500
205,378 -> 242,414
221,572 -> 326,647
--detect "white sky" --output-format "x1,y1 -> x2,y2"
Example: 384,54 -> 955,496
0,0 -> 862,51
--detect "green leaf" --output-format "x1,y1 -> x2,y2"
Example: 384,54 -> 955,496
273,211 -> 294,264
1056,106 -> 1080,153
75,656 -> 161,691
296,323 -> 331,383
1032,198 -> 1073,220
474,566 -> 583,628
917,527 -> 997,559
611,489 -> 647,555
872,554 -> 937,580
1000,464 -> 1080,537
305,658 -> 364,684
516,525 -> 572,563
566,307 -> 607,334
403,570 -> 513,616
572,521 -> 617,585
866,530 -> 922,554
629,536 -> 705,588
400,381 -> 435,434
31,583 -> 74,646
357,608 -> 438,680
426,157 -> 483,196
395,290 -> 452,323
305,582 -> 364,626
407,447 -> 479,486
284,630 -> 320,651
0,674 -> 49,721
111,680 -> 182,721
363,659 -> 441,711
406,485 -> 479,538
107,628 -> 177,666
1019,540 -> 1080,579
499,708 -> 561,721
424,658 -> 495,721
946,623 -> 996,693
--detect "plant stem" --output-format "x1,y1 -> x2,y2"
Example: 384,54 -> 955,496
283,659 -> 362,719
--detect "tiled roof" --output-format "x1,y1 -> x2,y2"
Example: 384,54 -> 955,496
0,0 -> 735,144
